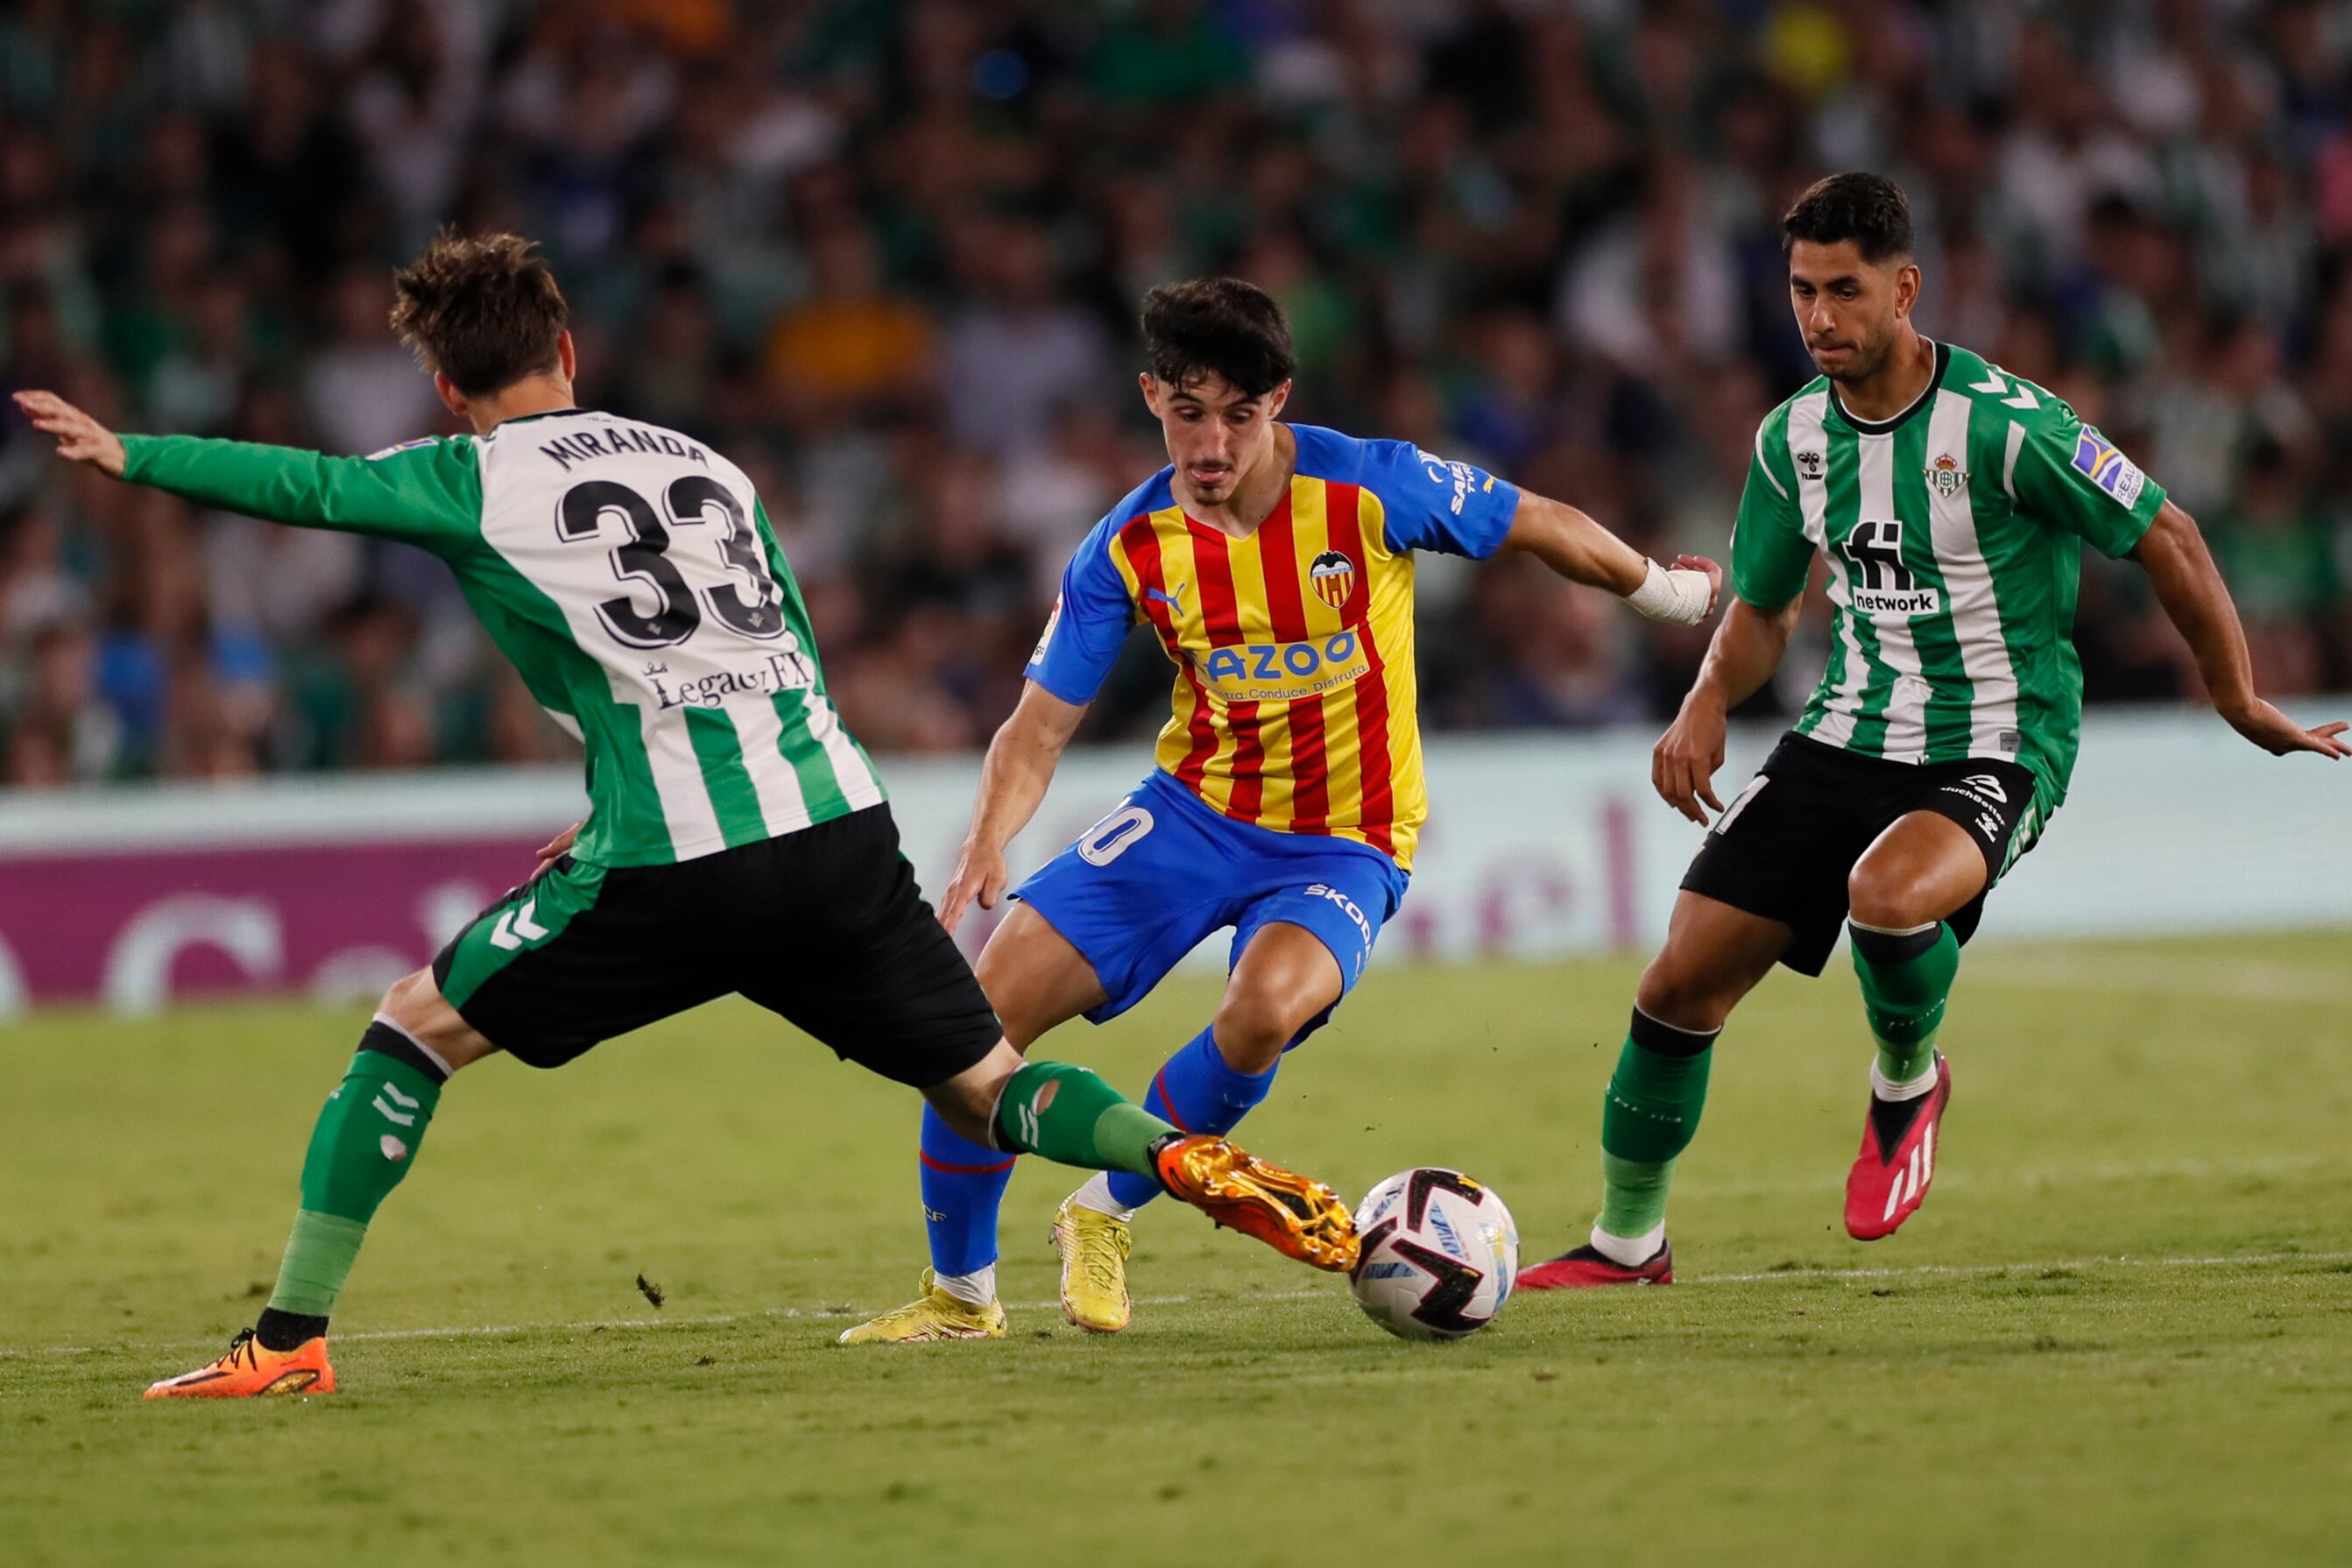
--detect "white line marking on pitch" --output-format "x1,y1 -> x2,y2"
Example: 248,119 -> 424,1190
10,1251 -> 2350,1360
1695,1248 -> 2352,1285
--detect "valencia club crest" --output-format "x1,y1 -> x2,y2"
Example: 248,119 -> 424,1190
1310,550 -> 1356,608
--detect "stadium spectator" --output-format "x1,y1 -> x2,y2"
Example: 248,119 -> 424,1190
1,0 -> 2347,786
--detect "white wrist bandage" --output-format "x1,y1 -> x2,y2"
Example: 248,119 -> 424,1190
1626,560 -> 1712,625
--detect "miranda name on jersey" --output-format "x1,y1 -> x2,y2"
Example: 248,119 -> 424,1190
539,425 -> 711,471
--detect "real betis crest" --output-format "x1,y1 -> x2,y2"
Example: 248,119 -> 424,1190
1925,452 -> 1968,498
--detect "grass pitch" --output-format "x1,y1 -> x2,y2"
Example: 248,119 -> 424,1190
5,932 -> 2351,1567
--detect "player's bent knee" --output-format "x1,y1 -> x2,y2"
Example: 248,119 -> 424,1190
924,1042 -> 1022,1148
376,969 -> 497,1074
1209,993 -> 1297,1075
1634,954 -> 1741,1034
1846,863 -> 1944,931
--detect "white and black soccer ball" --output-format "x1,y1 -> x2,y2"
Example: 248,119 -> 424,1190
1348,1168 -> 1519,1340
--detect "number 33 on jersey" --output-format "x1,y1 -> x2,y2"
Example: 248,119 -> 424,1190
119,410 -> 881,866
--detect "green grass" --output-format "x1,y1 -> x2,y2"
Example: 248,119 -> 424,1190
6,932 -> 2351,1566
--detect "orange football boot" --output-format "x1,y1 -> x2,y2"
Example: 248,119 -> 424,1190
1153,1134 -> 1359,1273
145,1329 -> 335,1399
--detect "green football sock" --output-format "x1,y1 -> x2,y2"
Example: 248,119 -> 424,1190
1850,920 -> 1960,1084
991,1060 -> 1173,1178
263,1034 -> 445,1323
1595,1011 -> 1717,1241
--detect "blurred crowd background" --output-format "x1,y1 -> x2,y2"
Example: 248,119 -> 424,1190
3,0 -> 2349,786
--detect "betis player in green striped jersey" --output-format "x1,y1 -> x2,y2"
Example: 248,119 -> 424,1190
1522,174 -> 2346,1289
16,232 -> 1360,1399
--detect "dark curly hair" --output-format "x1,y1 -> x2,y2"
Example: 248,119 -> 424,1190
1139,278 -> 1296,399
1782,173 -> 1914,263
389,230 -> 570,396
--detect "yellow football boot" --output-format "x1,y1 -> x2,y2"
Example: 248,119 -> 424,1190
1050,1197 -> 1134,1332
1152,1135 -> 1359,1273
836,1269 -> 1007,1345
145,1329 -> 335,1399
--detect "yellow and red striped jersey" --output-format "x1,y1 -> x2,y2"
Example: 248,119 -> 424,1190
1027,424 -> 1519,870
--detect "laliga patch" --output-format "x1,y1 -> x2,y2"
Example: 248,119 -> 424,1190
1029,596 -> 1062,665
2071,427 -> 2146,508
365,436 -> 440,462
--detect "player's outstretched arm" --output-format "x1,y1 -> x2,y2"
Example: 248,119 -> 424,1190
938,682 -> 1090,934
1654,593 -> 1804,825
1501,492 -> 1721,625
2130,499 -> 2348,759
14,389 -> 473,546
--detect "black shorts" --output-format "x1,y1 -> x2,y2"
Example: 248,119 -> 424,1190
430,804 -> 1001,1087
1681,731 -> 2047,977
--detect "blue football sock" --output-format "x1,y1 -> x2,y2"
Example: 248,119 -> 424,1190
918,1105 -> 1017,1279
1103,1026 -> 1278,1211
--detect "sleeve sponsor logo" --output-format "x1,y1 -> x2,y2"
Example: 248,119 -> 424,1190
2071,428 -> 2146,508
1197,632 -> 1369,702
1414,448 -> 1495,516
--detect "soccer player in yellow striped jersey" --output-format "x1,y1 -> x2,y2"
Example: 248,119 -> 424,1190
842,279 -> 1723,1344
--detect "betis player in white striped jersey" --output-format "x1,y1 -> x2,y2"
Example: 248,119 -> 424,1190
135,403 -> 884,864
1522,174 -> 2347,1290
16,232 -> 1360,1399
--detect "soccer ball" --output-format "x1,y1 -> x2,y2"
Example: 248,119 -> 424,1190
1348,1168 -> 1519,1340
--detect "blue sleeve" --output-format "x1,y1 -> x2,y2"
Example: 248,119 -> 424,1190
1363,439 -> 1522,559
1024,521 -> 1135,704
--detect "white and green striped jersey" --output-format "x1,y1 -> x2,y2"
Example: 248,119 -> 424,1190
121,410 -> 884,866
1733,341 -> 2166,807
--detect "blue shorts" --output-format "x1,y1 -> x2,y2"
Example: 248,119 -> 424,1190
1013,771 -> 1410,1035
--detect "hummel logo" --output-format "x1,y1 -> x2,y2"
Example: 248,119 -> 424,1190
374,1079 -> 421,1127
488,898 -> 551,951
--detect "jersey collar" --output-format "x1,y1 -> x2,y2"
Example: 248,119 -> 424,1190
488,406 -> 595,432
1826,340 -> 1948,436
